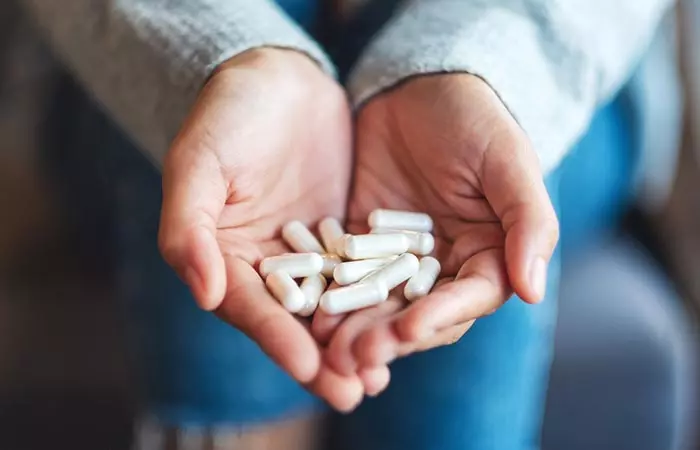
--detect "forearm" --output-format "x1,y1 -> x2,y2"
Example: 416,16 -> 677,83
348,0 -> 675,175
21,0 -> 333,168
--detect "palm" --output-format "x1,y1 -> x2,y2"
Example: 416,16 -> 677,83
161,49 -> 377,410
213,93 -> 352,266
214,99 -> 352,317
167,47 -> 352,273
214,99 -> 352,322
316,75 -> 542,374
348,102 -> 503,279
349,75 -> 513,284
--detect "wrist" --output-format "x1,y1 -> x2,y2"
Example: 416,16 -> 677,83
401,73 -> 493,100
215,47 -> 323,78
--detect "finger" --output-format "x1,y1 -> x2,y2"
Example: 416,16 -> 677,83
311,310 -> 347,346
397,320 -> 476,355
480,130 -> 559,303
311,283 -> 349,345
353,318 -> 401,368
393,248 -> 510,341
306,366 -> 364,413
353,318 -> 475,367
215,256 -> 321,384
440,222 -> 504,275
325,297 -> 404,375
159,142 -> 227,311
350,280 -> 454,366
358,366 -> 391,397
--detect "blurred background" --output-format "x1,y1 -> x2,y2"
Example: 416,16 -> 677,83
2,1 -> 700,449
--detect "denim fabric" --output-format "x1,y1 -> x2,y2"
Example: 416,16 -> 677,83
558,92 -> 637,254
38,0 -> 638,448
327,196 -> 560,450
275,0 -> 320,30
325,96 -> 636,450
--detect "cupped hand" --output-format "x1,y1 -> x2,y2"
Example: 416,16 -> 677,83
314,74 -> 559,376
158,48 -> 379,411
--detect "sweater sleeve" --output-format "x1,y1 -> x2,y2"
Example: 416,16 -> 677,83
20,0 -> 334,168
348,0 -> 675,175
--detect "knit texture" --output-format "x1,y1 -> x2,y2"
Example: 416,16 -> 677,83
20,0 -> 333,168
348,0 -> 674,175
20,0 -> 674,175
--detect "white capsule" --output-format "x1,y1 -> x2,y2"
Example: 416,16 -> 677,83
368,209 -> 433,233
266,271 -> 306,313
371,229 -> 434,256
362,253 -> 420,291
321,254 -> 342,278
319,282 -> 389,315
332,257 -> 397,285
318,217 -> 345,255
259,253 -> 323,278
282,220 -> 325,254
404,257 -> 441,301
342,233 -> 410,260
335,234 -> 351,259
297,274 -> 327,317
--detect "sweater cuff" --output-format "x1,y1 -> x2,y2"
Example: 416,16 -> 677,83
139,0 -> 335,167
347,2 -> 592,176
162,1 -> 336,84
24,0 -> 334,169
136,1 -> 334,167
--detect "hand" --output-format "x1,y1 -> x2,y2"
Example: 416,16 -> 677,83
158,48 -> 383,410
314,74 -> 559,376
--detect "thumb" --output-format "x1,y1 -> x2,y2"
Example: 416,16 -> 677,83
481,133 -> 559,304
159,149 -> 227,311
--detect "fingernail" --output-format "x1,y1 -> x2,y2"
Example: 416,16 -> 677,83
529,257 -> 547,302
367,386 -> 388,398
366,385 -> 382,397
341,397 -> 363,414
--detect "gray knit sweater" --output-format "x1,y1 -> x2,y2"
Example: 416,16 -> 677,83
18,0 -> 674,175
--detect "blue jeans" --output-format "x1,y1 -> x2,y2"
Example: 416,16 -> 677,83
40,1 -> 637,448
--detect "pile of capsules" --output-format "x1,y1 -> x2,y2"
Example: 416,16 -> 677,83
259,209 -> 441,316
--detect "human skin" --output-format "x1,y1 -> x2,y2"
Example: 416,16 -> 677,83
158,48 -> 387,411
159,48 -> 559,409
313,74 -> 559,380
